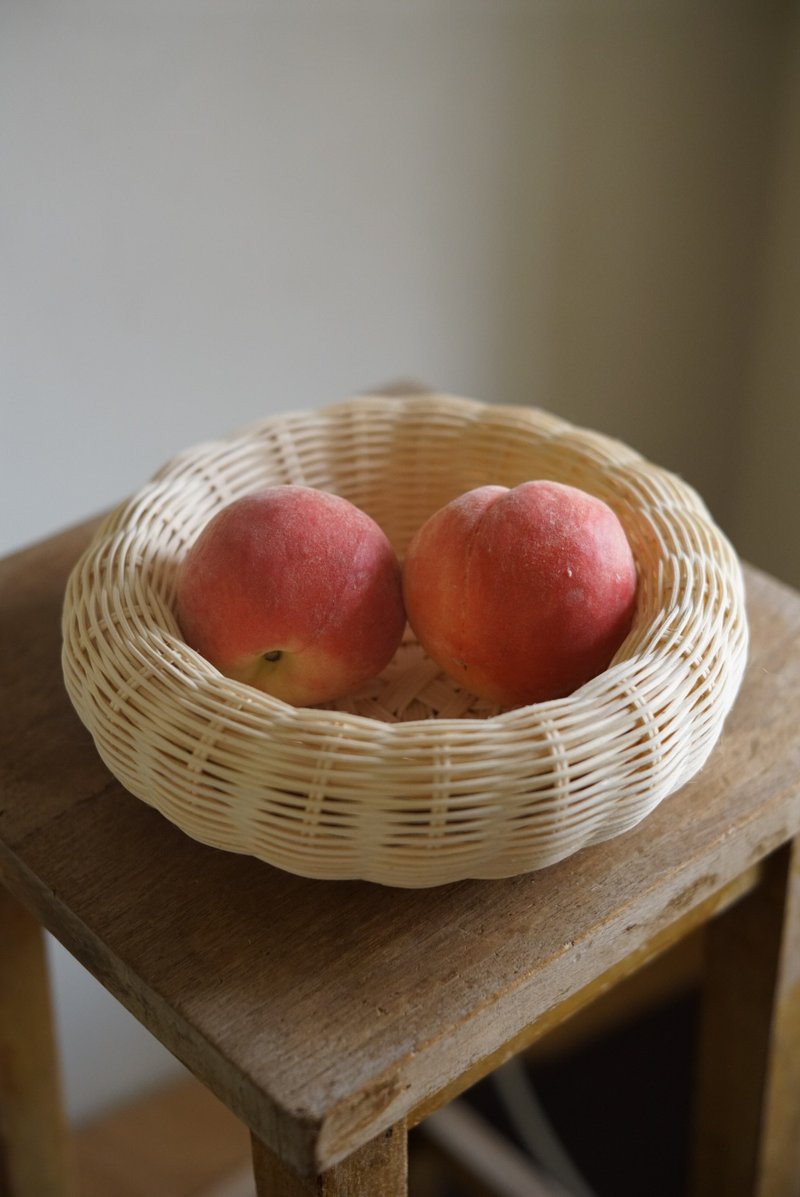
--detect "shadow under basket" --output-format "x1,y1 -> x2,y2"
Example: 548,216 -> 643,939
61,393 -> 748,888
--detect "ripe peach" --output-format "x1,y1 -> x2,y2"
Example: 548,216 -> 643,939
176,486 -> 406,706
402,480 -> 637,707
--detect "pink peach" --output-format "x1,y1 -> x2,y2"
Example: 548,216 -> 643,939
176,486 -> 405,706
402,480 -> 637,707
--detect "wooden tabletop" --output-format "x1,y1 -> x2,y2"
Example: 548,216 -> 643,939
2,519 -> 800,1177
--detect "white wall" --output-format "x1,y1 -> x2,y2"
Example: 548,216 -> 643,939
1,1 -> 794,1124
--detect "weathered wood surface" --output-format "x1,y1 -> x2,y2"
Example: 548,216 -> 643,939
251,1124 -> 406,1196
0,887 -> 75,1197
693,836 -> 800,1196
411,864 -> 761,1127
2,521 -> 800,1176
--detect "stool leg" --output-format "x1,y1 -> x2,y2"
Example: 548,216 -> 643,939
251,1122 -> 407,1196
693,838 -> 800,1197
0,886 -> 75,1196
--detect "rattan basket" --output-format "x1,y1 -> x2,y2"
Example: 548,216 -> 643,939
62,393 -> 748,887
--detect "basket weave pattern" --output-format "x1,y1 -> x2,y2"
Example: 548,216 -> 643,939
62,395 -> 748,887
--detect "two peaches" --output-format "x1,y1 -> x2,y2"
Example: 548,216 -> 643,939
176,482 -> 637,710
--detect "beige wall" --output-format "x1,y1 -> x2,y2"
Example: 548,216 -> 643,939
484,2 -> 792,539
2,2 -> 793,558
1,0 -> 796,1123
734,8 -> 800,588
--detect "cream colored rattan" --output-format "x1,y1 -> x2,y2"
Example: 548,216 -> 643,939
61,394 -> 748,887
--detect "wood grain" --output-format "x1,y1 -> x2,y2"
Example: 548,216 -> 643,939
693,837 -> 800,1196
0,888 -> 75,1197
251,1124 -> 406,1195
411,866 -> 760,1126
2,523 -> 800,1177
755,835 -> 800,1195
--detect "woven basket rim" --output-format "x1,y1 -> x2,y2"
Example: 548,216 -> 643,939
61,391 -> 749,885
99,392 -> 657,731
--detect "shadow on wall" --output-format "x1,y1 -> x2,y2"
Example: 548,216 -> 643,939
486,2 -> 795,580
733,11 -> 800,591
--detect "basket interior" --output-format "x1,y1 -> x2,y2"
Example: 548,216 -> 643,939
127,396 -> 717,725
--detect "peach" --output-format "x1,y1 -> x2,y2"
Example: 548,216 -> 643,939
402,480 -> 637,707
176,485 -> 406,706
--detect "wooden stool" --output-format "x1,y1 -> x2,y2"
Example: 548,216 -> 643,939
2,520 -> 800,1196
